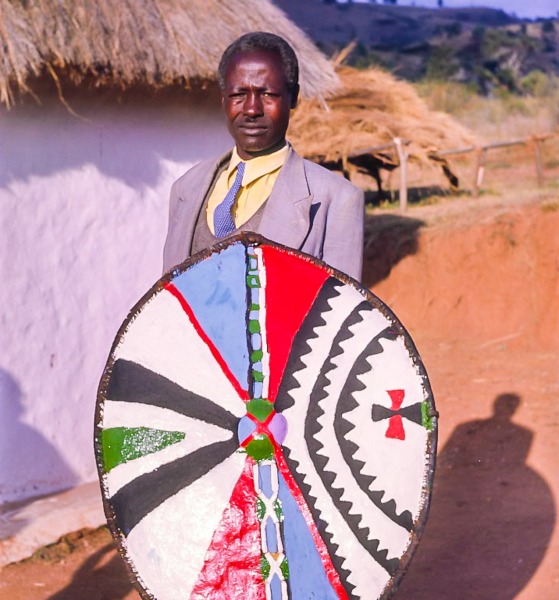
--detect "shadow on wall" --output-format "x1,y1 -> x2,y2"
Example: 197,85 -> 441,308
0,369 -> 79,513
362,213 -> 425,288
0,84 -> 229,189
395,393 -> 556,600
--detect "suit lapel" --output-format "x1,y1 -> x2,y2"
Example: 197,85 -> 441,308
258,148 -> 313,250
183,151 -> 231,256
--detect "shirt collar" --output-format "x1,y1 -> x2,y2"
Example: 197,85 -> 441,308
227,143 -> 289,186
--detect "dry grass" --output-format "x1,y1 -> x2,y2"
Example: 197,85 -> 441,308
0,0 -> 338,107
417,81 -> 559,142
378,80 -> 559,196
289,65 -> 476,170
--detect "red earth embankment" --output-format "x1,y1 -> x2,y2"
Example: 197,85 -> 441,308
370,199 -> 559,353
368,194 -> 559,600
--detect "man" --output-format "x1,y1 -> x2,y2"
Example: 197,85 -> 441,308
163,32 -> 364,281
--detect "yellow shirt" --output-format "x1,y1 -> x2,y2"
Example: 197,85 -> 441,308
206,144 -> 289,233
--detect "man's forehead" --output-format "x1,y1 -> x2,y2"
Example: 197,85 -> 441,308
226,49 -> 283,75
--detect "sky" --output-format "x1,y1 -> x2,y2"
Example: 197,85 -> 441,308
344,1 -> 558,20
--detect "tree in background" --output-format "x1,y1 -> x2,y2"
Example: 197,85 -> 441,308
426,45 -> 459,81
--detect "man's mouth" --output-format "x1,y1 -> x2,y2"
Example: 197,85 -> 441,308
239,124 -> 267,134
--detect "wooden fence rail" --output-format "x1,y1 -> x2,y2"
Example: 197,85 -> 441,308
358,133 -> 556,210
436,133 -> 553,197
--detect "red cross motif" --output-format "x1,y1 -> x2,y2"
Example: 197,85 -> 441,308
385,389 -> 406,440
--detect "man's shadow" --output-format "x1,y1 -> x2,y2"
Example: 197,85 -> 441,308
395,393 -> 555,599
0,369 -> 79,539
47,542 -> 136,600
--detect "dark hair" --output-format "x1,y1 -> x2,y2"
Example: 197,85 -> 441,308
218,32 -> 299,96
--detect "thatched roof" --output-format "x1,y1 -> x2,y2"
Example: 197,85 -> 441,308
289,65 -> 476,169
0,0 -> 338,107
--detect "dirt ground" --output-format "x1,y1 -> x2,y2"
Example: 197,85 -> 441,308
1,186 -> 558,599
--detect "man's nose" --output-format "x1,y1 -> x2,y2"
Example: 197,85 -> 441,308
244,92 -> 263,116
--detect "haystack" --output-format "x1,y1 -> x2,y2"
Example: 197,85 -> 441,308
0,0 -> 338,107
289,65 -> 476,187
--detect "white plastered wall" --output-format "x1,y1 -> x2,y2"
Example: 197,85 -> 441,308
0,87 -> 231,504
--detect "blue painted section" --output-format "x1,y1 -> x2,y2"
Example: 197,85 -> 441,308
172,244 -> 249,391
278,471 -> 340,600
248,255 -> 258,270
258,464 -> 273,496
265,518 -> 278,553
270,573 -> 282,600
238,416 -> 256,443
253,381 -> 263,399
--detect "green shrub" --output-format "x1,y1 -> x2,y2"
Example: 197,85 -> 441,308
520,71 -> 559,97
426,45 -> 459,81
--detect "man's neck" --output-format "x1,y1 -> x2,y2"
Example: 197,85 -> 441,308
237,139 -> 287,160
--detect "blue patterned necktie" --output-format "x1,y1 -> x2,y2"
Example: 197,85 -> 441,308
213,162 -> 246,238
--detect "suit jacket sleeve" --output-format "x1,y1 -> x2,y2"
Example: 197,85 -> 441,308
322,183 -> 364,282
295,158 -> 365,282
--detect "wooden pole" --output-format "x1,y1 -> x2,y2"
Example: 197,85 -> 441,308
472,147 -> 486,196
393,137 -> 408,211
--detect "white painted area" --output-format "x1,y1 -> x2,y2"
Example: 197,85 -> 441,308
282,284 -> 365,451
126,451 -> 246,600
313,344 -> 411,557
278,281 -> 435,595
112,290 -> 246,418
347,342 -> 430,516
0,88 -> 232,504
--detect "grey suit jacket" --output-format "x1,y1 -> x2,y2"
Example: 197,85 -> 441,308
163,147 -> 364,281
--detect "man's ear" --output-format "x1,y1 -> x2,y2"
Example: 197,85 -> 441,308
290,84 -> 300,109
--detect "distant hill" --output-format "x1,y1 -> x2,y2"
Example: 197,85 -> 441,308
273,0 -> 559,92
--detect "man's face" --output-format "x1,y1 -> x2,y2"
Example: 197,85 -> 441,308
222,49 -> 298,160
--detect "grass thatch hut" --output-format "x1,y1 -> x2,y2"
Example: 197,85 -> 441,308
0,0 -> 337,509
0,0 -> 337,107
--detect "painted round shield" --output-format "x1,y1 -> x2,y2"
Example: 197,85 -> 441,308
95,233 -> 437,600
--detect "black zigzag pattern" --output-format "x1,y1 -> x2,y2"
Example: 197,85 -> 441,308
282,446 -> 358,600
274,277 -> 344,412
336,327 -> 414,532
305,314 -> 401,578
275,277 -> 357,598
303,301 -> 374,597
